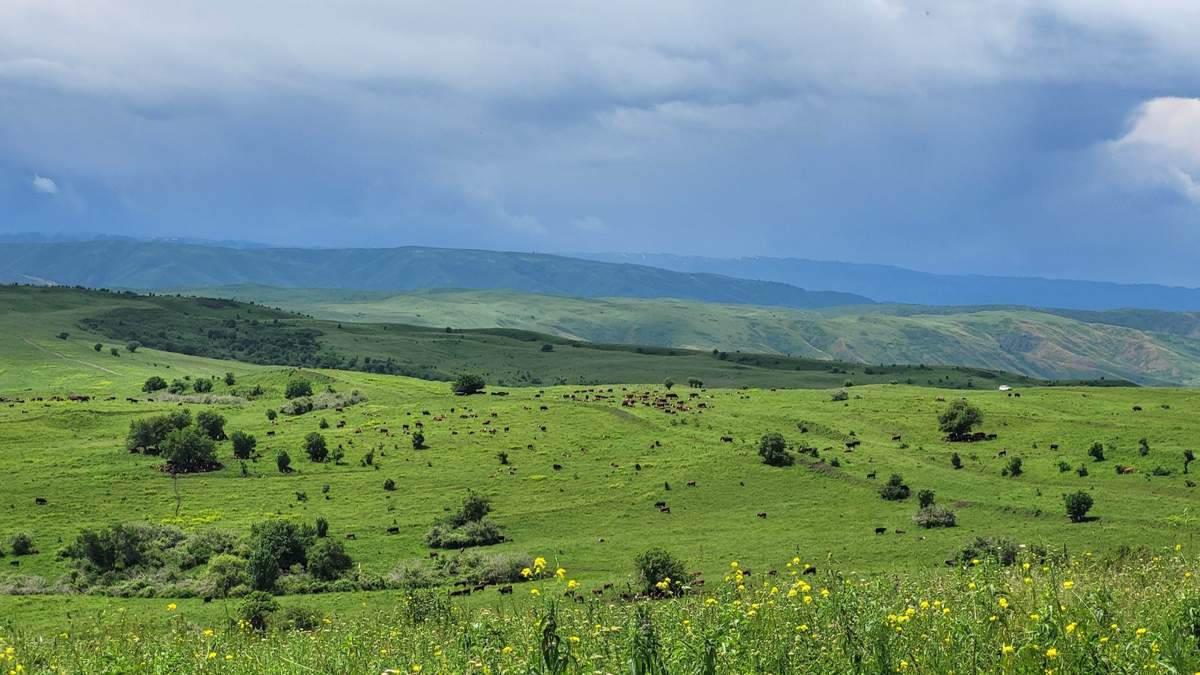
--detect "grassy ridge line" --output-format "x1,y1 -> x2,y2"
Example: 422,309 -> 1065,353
3,550 -> 1199,671
3,285 -> 1056,390
172,286 -> 1195,385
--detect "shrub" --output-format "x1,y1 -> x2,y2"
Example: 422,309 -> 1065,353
266,409 -> 278,421
879,474 -> 911,501
1089,442 -> 1105,462
315,517 -> 328,538
830,389 -> 849,402
1064,490 -> 1094,522
452,374 -> 486,396
938,400 -> 983,439
687,378 -> 703,388
160,427 -> 218,473
195,410 -> 227,440
56,332 -> 69,340
914,506 -> 957,528
126,341 -> 140,353
303,432 -> 328,462
142,376 -> 168,393
917,489 -> 935,509
412,431 -> 426,450
1076,464 -> 1089,477
10,533 -> 34,556
951,453 -> 962,469
231,431 -> 256,460
426,492 -> 504,549
757,432 -> 794,467
168,379 -> 187,394
224,372 -> 236,386
193,378 -> 214,393
1057,461 -> 1071,472
275,605 -> 321,631
1004,456 -> 1023,477
276,450 -> 292,473
1139,438 -> 1151,456
540,343 -> 554,352
497,451 -> 509,465
634,548 -> 687,597
958,536 -> 1021,566
94,343 -> 103,352
1186,449 -> 1196,474
238,591 -> 279,631
663,378 -> 674,390
1152,466 -> 1174,477
383,478 -> 396,491
246,520 -> 312,591
286,379 -> 314,399
110,347 -> 120,357
204,554 -> 247,597
307,539 -> 352,581
318,417 -> 329,429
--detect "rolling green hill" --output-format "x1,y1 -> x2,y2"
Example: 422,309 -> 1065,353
2,285 -> 1057,391
176,286 -> 1200,386
0,241 -> 870,309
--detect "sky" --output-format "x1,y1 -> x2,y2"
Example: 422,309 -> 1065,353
2,1 -> 1199,285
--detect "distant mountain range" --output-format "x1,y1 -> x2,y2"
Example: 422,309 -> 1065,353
0,241 -> 869,309
577,253 -> 1200,311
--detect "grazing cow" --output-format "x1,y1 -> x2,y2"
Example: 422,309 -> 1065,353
552,464 -> 562,471
386,527 -> 400,535
1050,444 -> 1059,450
654,501 -> 667,508
875,527 -> 887,535
720,436 -> 733,443
866,471 -> 877,479
894,529 -> 906,535
803,566 -> 817,575
1132,405 -> 1143,412
34,497 -> 47,505
891,434 -> 902,441
450,588 -> 471,597
756,512 -> 767,519
659,506 -> 671,514
997,450 -> 1007,457
591,588 -> 604,596
345,533 -> 356,540
846,440 -> 861,449
686,480 -> 697,487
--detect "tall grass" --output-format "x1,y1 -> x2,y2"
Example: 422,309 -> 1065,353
4,546 -> 1198,673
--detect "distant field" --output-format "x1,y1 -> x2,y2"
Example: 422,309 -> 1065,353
1,291 -> 1197,636
175,286 -> 1200,385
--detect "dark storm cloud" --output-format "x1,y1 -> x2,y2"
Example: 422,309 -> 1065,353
1,1 -> 1199,283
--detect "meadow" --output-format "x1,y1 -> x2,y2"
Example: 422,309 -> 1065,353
2,286 -> 1200,672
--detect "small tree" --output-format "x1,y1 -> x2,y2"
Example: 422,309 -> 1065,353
161,427 -> 218,473
917,489 -> 935,509
315,517 -> 329,538
126,341 -> 140,353
10,533 -> 34,556
110,347 -> 120,357
879,474 -> 911,501
938,400 -> 983,439
1139,438 -> 1151,456
307,539 -> 353,581
93,343 -> 103,352
168,379 -> 188,394
303,432 -> 328,462
1004,456 -> 1023,477
663,378 -> 674,390
383,478 -> 396,491
276,450 -> 292,473
195,410 -> 227,440
1185,449 -> 1195,474
634,547 -> 687,597
142,376 -> 168,393
266,409 -> 278,422
687,377 -> 704,388
238,591 -> 279,630
1088,442 -> 1105,462
757,432 -> 794,467
193,378 -> 214,393
412,431 -> 426,450
231,430 -> 257,460
830,389 -> 849,402
286,379 -> 314,399
224,372 -> 236,386
951,452 -> 963,470
452,374 -> 486,396
1064,491 -> 1094,522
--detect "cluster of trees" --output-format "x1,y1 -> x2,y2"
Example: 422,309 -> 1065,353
126,409 -> 239,472
426,492 -> 504,549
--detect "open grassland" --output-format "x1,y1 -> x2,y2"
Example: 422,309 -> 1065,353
5,551 -> 1200,673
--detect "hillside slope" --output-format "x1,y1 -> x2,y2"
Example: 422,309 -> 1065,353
0,241 -> 870,309
182,286 -> 1200,385
581,252 -> 1200,311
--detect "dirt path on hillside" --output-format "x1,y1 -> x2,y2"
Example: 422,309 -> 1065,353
21,337 -> 122,376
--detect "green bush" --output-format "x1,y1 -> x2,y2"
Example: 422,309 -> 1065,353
224,372 -> 236,386
161,427 -> 218,473
238,591 -> 279,631
830,389 -> 849,402
303,432 -> 328,462
1065,491 -> 1094,522
307,539 -> 352,581
939,400 -> 982,438
951,453 -> 962,469
412,431 -> 425,449
276,450 -> 292,473
286,379 -> 314,399
275,605 -> 321,631
757,432 -> 794,467
917,489 -> 935,509
879,474 -> 911,501
1004,456 -> 1023,477
195,410 -> 226,440
266,409 -> 278,421
426,492 -> 504,549
315,517 -> 329,538
193,378 -> 214,393
142,376 -> 168,393
231,430 -> 256,460
204,553 -> 247,597
452,374 -> 486,396
383,478 -> 396,491
634,548 -> 687,597
10,533 -> 34,556
1089,442 -> 1106,462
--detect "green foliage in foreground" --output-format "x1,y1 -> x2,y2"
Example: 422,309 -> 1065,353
4,549 -> 1200,673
